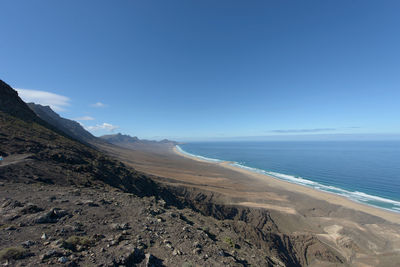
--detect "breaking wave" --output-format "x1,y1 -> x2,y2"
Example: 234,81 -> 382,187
176,145 -> 400,213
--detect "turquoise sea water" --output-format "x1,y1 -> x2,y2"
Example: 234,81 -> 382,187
178,141 -> 400,213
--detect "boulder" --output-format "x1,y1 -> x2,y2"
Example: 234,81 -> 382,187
34,208 -> 69,224
40,249 -> 63,261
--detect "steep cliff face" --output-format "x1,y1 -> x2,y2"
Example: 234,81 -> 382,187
27,102 -> 96,143
164,186 -> 346,266
0,80 -> 40,123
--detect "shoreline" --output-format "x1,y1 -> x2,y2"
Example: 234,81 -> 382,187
173,145 -> 400,224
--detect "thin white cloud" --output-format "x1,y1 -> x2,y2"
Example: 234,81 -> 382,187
269,128 -> 336,133
90,102 -> 106,108
16,88 -> 70,112
86,123 -> 118,132
74,116 -> 95,121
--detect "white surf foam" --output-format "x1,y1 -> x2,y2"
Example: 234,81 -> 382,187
176,145 -> 223,163
176,146 -> 400,213
231,162 -> 400,212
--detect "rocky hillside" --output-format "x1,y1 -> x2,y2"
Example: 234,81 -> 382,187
0,80 -> 156,195
27,103 -> 96,144
0,80 -> 39,123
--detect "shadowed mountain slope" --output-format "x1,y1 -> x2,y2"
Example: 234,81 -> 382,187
27,103 -> 96,143
0,80 -> 157,195
0,80 -> 44,123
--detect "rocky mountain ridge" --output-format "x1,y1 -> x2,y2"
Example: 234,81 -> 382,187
100,133 -> 140,144
24,101 -> 176,149
0,80 -> 39,123
100,133 -> 177,147
27,103 -> 97,144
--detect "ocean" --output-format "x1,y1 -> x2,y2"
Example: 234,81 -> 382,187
177,141 -> 400,213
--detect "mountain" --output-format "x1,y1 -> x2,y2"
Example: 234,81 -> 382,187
0,80 -> 46,124
100,133 -> 139,144
0,79 -> 155,194
27,103 -> 96,143
100,133 -> 177,150
0,80 -> 87,144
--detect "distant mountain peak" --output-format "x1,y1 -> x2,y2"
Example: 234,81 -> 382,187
100,133 -> 177,148
99,133 -> 139,143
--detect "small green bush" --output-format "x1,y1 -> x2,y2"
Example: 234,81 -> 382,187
224,237 -> 235,248
0,247 -> 28,260
62,236 -> 94,251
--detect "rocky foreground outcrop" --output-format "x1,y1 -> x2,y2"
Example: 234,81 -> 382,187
0,182 -> 346,267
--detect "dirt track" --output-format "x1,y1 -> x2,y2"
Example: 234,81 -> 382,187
0,154 -> 32,167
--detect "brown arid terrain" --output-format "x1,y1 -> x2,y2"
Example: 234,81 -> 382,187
97,131 -> 400,266
1,79 -> 400,267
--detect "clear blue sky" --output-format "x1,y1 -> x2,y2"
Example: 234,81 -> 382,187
1,0 -> 400,140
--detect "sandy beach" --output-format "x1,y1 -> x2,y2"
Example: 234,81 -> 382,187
173,146 -> 400,224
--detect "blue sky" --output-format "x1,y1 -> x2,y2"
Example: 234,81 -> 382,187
1,0 -> 400,140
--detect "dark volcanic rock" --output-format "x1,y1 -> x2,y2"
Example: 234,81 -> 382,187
0,80 -> 39,123
20,204 -> 44,215
27,103 -> 96,143
34,208 -> 69,224
40,249 -> 63,261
